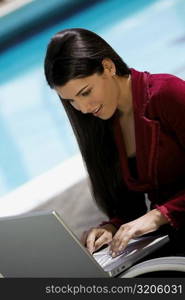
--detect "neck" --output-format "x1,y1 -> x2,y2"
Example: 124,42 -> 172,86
117,74 -> 133,117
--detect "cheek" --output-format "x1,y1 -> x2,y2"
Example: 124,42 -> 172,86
101,79 -> 115,101
108,82 -> 119,104
94,85 -> 107,102
103,84 -> 116,104
71,102 -> 80,111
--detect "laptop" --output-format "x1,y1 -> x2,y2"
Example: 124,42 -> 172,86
0,210 -> 169,277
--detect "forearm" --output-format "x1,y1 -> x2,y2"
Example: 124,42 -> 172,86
149,208 -> 169,226
154,189 -> 185,229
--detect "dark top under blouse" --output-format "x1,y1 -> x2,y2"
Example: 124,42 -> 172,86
128,156 -> 138,180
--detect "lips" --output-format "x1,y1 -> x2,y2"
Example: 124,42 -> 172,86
92,105 -> 103,116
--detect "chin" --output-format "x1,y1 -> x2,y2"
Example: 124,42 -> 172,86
100,112 -> 114,120
99,116 -> 109,120
97,106 -> 117,120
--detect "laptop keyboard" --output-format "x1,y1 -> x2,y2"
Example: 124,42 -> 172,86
93,245 -> 134,268
92,236 -> 158,268
92,235 -> 168,273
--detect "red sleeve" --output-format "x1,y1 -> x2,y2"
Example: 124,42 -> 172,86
152,75 -> 185,229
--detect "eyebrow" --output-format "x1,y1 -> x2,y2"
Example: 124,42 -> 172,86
60,85 -> 89,101
75,85 -> 89,97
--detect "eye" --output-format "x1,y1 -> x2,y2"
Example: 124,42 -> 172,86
81,89 -> 91,97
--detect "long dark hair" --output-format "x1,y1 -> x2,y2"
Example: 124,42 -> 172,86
44,28 -> 146,221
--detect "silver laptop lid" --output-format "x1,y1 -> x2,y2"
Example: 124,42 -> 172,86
0,211 -> 108,278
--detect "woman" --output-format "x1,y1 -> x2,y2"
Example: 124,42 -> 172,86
44,28 -> 185,258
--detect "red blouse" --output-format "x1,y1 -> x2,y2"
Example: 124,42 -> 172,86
105,68 -> 185,230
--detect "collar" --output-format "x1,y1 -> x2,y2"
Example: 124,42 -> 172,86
113,68 -> 160,191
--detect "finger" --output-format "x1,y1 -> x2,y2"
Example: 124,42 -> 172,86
112,236 -> 130,257
80,231 -> 88,246
109,229 -> 123,251
94,232 -> 112,252
81,227 -> 104,245
86,229 -> 101,254
110,231 -> 131,257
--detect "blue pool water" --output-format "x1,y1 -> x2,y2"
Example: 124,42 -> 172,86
0,0 -> 185,196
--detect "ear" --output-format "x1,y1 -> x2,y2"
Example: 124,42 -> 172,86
101,58 -> 116,76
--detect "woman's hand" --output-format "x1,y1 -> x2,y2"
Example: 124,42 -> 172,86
81,224 -> 117,254
110,209 -> 169,257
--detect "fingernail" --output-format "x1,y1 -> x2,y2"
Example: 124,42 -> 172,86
89,248 -> 93,254
112,252 -> 116,257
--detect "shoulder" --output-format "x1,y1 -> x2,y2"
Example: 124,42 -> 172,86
146,73 -> 185,116
148,72 -> 185,99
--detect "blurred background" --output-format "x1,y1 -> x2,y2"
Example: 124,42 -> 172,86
0,0 -> 185,237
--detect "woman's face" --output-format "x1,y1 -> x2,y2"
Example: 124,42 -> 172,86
55,64 -> 122,120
